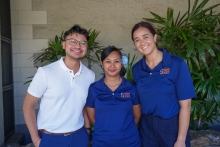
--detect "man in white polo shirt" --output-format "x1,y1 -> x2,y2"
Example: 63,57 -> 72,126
23,25 -> 95,147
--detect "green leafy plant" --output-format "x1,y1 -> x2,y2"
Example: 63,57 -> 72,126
143,0 -> 220,130
125,53 -> 137,82
24,33 -> 65,85
86,29 -> 104,69
30,32 -> 65,66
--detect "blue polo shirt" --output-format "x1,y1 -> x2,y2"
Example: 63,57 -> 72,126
132,48 -> 196,119
86,76 -> 140,147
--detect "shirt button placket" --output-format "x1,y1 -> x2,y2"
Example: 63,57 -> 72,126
69,70 -> 75,86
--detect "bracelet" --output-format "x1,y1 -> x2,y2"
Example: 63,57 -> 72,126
33,136 -> 40,145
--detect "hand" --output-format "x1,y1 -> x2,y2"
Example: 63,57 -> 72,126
85,127 -> 91,135
174,140 -> 185,147
34,138 -> 41,147
87,129 -> 91,134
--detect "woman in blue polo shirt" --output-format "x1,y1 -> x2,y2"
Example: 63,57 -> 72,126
131,21 -> 196,147
86,46 -> 141,147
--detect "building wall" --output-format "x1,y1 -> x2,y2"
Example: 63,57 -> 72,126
10,0 -> 220,125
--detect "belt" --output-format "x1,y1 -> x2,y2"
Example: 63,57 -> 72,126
40,129 -> 76,136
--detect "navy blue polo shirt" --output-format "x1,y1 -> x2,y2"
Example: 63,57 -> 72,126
132,48 -> 196,119
86,76 -> 140,147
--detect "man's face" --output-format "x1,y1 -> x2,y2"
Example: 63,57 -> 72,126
62,33 -> 88,60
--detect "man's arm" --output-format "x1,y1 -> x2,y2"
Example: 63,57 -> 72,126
174,99 -> 191,147
23,92 -> 41,147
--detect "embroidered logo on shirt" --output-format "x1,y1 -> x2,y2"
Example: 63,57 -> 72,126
160,68 -> 170,74
121,92 -> 130,98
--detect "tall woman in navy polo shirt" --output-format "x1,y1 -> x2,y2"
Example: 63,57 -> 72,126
131,21 -> 196,147
86,46 -> 141,147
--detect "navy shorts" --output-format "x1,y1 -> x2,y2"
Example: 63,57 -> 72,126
39,127 -> 90,147
139,114 -> 190,147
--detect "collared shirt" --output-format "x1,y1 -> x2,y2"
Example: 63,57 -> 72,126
28,57 -> 95,133
132,48 -> 196,119
86,76 -> 140,147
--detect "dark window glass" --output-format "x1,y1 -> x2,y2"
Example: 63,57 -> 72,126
1,41 -> 13,86
3,89 -> 14,137
1,0 -> 14,140
0,0 -> 11,38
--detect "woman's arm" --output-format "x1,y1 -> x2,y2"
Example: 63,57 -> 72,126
83,107 -> 90,127
174,99 -> 191,147
83,107 -> 91,133
86,107 -> 95,125
133,104 -> 141,125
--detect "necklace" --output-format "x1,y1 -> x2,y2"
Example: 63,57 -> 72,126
104,77 -> 122,91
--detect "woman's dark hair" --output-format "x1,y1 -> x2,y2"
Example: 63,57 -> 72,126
64,25 -> 89,41
101,46 -> 126,76
131,21 -> 157,41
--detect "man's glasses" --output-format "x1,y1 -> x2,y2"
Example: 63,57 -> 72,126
65,38 -> 87,47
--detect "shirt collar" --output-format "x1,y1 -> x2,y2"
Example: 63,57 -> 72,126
58,57 -> 84,74
159,48 -> 171,66
141,48 -> 171,70
97,75 -> 126,90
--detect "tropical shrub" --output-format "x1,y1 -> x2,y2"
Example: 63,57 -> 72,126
124,53 -> 137,82
143,0 -> 220,129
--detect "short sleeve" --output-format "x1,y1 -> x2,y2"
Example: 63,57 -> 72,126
132,88 -> 140,105
27,67 -> 47,98
86,85 -> 95,108
132,66 -> 137,84
175,61 -> 196,100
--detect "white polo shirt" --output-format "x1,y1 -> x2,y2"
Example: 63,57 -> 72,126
27,57 -> 95,133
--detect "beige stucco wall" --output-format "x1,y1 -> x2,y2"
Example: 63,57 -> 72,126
10,0 -> 220,125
